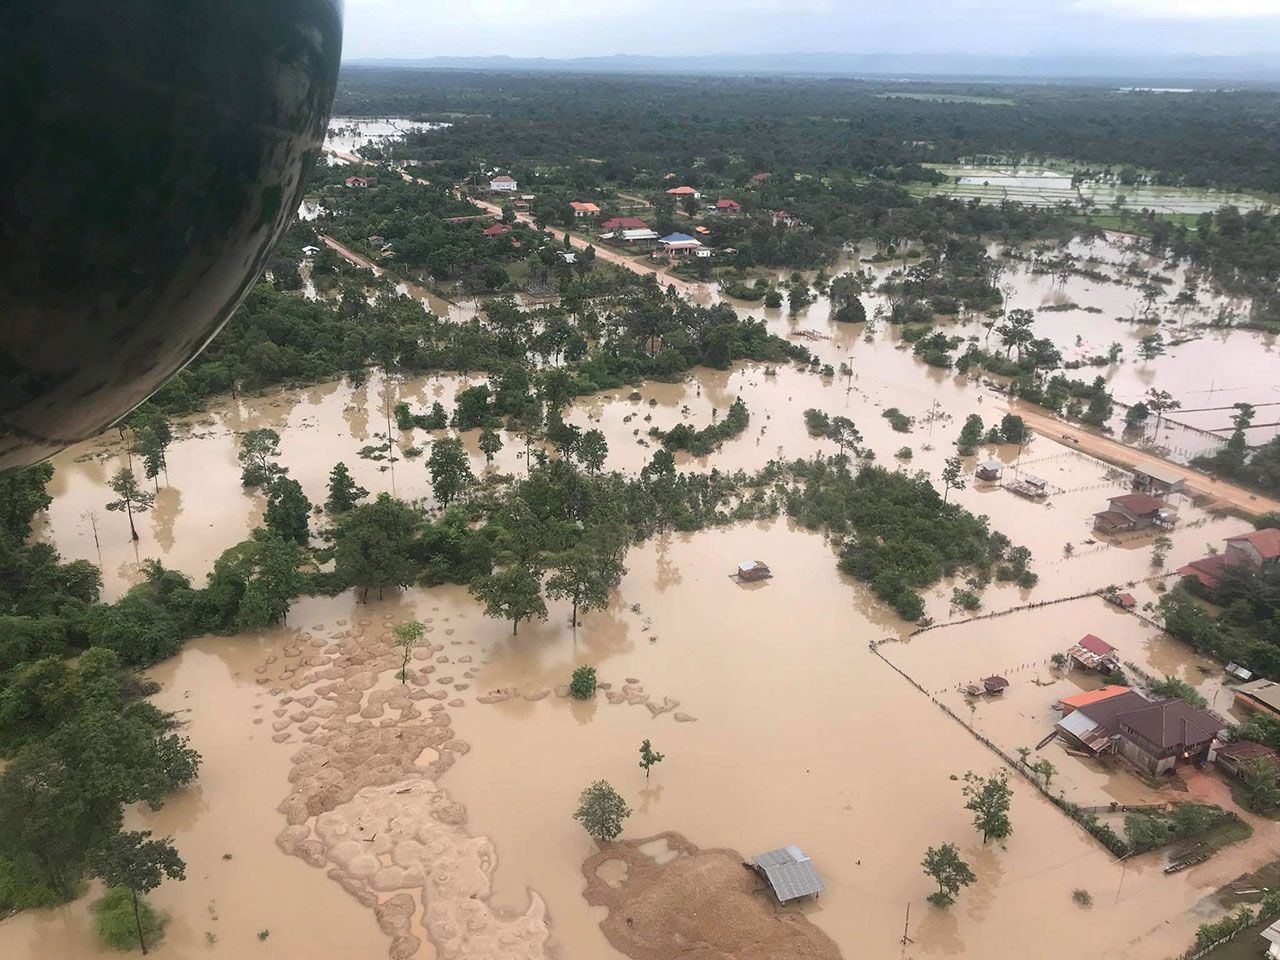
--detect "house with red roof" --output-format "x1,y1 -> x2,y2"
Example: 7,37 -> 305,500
482,222 -> 513,237
1055,690 -> 1226,774
1178,528 -> 1280,589
714,198 -> 741,214
1093,493 -> 1176,534
751,171 -> 772,183
771,210 -> 804,229
1069,634 -> 1120,672
344,175 -> 373,188
599,216 -> 649,232
570,201 -> 601,218
666,185 -> 701,199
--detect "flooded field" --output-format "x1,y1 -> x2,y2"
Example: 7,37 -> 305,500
324,117 -> 451,156
918,164 -> 1275,215
7,229 -> 1280,959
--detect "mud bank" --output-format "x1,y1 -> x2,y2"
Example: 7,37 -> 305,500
582,832 -> 842,960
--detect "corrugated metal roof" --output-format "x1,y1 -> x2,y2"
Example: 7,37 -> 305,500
753,847 -> 823,902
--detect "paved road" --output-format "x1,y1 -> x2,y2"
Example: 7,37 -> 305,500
1008,399 -> 1280,518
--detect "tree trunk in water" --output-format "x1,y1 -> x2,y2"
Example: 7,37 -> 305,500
132,889 -> 148,954
512,619 -> 518,636
126,502 -> 139,541
571,594 -> 579,631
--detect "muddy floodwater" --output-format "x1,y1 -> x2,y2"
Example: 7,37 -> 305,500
7,230 -> 1280,960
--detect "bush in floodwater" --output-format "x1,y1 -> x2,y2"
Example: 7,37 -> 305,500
569,665 -> 597,700
882,408 -> 912,433
951,588 -> 982,611
896,447 -> 913,460
93,887 -> 168,951
1072,888 -> 1092,908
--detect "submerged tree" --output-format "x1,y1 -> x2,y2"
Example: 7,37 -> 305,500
427,437 -> 475,507
469,562 -> 546,635
569,665 -> 597,700
962,770 -> 1013,844
325,462 -> 368,514
333,494 -> 420,601
392,619 -> 425,684
264,477 -> 311,545
238,428 -> 286,488
545,523 -> 629,629
940,456 -> 966,504
573,780 -> 631,844
922,843 -> 976,907
90,831 -> 186,954
105,467 -> 155,541
478,427 -> 503,466
639,739 -> 665,781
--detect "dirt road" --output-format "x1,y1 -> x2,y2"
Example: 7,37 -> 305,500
319,235 -> 382,274
467,196 -> 704,296
1008,399 -> 1280,517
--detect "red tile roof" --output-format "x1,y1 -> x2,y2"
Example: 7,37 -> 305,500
600,216 -> 650,232
1078,634 -> 1116,657
1178,555 -> 1230,589
666,185 -> 698,195
482,222 -> 512,236
1217,740 -> 1280,762
1227,528 -> 1280,560
715,198 -> 741,209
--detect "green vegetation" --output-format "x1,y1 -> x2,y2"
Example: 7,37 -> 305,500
1150,675 -> 1207,709
90,831 -> 185,953
653,397 -> 749,456
962,770 -> 1013,844
93,886 -> 169,953
882,408 -> 912,433
573,780 -> 630,843
1160,564 -> 1280,677
1123,803 -> 1240,854
921,843 -> 975,908
392,620 -> 425,684
569,666 -> 598,700
638,739 -> 665,781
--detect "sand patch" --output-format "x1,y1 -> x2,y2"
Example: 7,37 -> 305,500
582,832 -> 841,960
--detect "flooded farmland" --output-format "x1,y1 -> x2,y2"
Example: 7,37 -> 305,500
6,230 -> 1280,960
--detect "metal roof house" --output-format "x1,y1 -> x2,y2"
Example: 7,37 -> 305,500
975,459 -> 1004,482
1069,633 -> 1119,672
1131,464 -> 1187,499
735,560 -> 773,582
1234,678 -> 1280,718
751,846 -> 823,903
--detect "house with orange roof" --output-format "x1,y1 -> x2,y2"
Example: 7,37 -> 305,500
1056,685 -> 1129,715
666,185 -> 701,199
570,201 -> 601,218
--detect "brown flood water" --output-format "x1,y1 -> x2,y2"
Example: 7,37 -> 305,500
5,232 -> 1278,959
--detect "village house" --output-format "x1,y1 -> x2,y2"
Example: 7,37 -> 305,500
751,171 -> 772,183
1178,527 -> 1280,589
301,244 -> 320,258
1054,689 -> 1225,775
666,185 -> 701,200
1131,464 -> 1187,499
344,175 -> 373,188
570,201 -> 601,218
658,232 -> 704,257
1093,493 -> 1176,534
1105,591 -> 1138,610
1069,634 -> 1120,672
600,216 -> 650,233
489,174 -> 518,192
735,560 -> 772,582
1004,473 -> 1048,500
557,250 -> 577,264
482,222 -> 513,237
599,227 -> 660,246
1233,678 -> 1280,719
975,459 -> 1003,482
750,846 -> 822,903
1056,685 -> 1131,715
713,198 -> 742,214
1215,740 -> 1280,779
771,210 -> 804,229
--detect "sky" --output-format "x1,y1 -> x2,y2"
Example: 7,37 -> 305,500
342,0 -> 1280,61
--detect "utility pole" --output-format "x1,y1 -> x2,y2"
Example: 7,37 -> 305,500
900,902 -> 914,957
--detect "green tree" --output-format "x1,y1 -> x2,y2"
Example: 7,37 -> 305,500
569,665 -> 597,700
962,770 -> 1013,844
1150,675 -> 1207,708
957,415 -> 984,457
999,414 -> 1027,444
427,437 -> 475,508
205,531 -> 305,631
1145,389 -> 1181,435
1241,758 -> 1280,812
333,494 -> 420,601
1,462 -> 55,542
264,478 -> 311,545
546,523 -> 629,629
941,456 -> 966,503
90,831 -> 186,954
478,427 -> 503,465
1125,402 -> 1150,429
573,780 -> 631,843
129,409 -> 174,490
639,739 -> 665,781
921,843 -> 976,907
237,429 -> 285,488
105,468 -> 155,541
325,462 -> 367,514
392,620 -> 425,684
1031,759 -> 1057,787
469,562 -> 546,635
577,429 -> 608,475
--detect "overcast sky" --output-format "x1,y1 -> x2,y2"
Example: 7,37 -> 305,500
342,0 -> 1280,60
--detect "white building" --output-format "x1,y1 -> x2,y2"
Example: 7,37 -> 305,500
489,175 -> 518,191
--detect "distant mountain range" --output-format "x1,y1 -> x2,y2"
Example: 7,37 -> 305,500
344,52 -> 1280,85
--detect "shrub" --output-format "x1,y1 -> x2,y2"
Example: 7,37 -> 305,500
1072,888 -> 1092,908
569,665 -> 597,700
882,408 -> 912,433
93,887 -> 168,951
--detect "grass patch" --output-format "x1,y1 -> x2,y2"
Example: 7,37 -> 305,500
93,887 -> 168,952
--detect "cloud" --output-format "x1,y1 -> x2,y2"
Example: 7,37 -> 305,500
1071,0 -> 1280,16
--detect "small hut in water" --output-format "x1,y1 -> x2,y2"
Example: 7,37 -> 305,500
975,459 -> 1004,482
735,560 -> 773,582
750,846 -> 823,903
982,675 -> 1010,695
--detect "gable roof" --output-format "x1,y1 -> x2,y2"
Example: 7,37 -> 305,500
1217,740 -> 1280,762
660,232 -> 699,244
570,201 -> 601,213
490,174 -> 516,183
1058,685 -> 1130,713
1226,528 -> 1280,560
1114,699 -> 1226,750
600,216 -> 649,231
482,222 -> 512,236
1134,463 -> 1186,485
1075,689 -> 1151,731
752,846 -> 823,902
1235,678 -> 1280,712
1178,554 -> 1230,588
666,185 -> 698,195
1109,493 -> 1166,515
716,198 -> 741,209
1077,634 -> 1116,657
